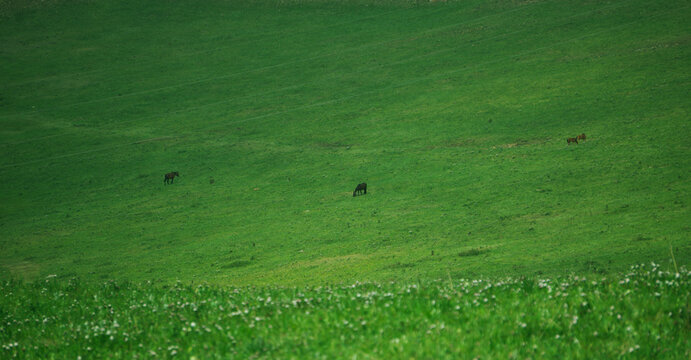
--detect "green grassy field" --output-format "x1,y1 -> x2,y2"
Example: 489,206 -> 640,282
1,0 -> 689,284
1,0 -> 690,357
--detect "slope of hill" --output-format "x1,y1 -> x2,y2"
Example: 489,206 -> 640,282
1,0 -> 689,285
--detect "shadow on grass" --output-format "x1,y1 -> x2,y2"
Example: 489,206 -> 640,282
222,260 -> 251,269
458,247 -> 489,257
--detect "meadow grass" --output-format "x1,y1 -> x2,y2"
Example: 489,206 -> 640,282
1,17 -> 690,360
3,0 -> 690,356
1,263 -> 689,358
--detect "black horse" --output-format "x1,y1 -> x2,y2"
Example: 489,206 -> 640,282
353,183 -> 367,197
164,171 -> 179,184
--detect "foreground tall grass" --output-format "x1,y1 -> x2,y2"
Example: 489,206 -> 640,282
1,263 -> 688,358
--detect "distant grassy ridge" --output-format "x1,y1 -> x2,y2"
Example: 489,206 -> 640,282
1,263 -> 689,358
0,0 -> 689,285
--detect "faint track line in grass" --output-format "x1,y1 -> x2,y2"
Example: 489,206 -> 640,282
1,133 -> 65,146
0,2 -> 681,171
0,136 -> 176,170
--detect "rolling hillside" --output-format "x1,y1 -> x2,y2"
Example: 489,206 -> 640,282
1,0 -> 689,286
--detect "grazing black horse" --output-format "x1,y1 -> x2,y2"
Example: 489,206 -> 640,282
353,182 -> 367,197
164,171 -> 179,184
566,137 -> 578,145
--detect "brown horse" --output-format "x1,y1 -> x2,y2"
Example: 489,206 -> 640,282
164,171 -> 179,184
577,133 -> 586,141
567,137 -> 578,145
353,183 -> 367,197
